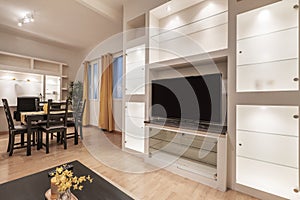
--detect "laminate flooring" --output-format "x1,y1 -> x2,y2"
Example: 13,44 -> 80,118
0,126 -> 258,200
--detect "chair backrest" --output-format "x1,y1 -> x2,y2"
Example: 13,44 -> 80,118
46,99 -> 69,128
2,99 -> 15,130
75,100 -> 86,122
14,96 -> 39,121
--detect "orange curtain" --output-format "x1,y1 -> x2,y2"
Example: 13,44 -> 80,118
82,61 -> 90,126
99,54 -> 114,131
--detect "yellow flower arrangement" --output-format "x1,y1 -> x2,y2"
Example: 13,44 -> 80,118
51,165 -> 93,192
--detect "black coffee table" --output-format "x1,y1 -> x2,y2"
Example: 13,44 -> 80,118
0,160 -> 134,200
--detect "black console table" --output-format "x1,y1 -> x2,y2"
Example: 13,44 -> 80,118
0,160 -> 134,200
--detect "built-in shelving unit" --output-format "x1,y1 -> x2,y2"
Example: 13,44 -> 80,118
137,0 -> 229,192
0,51 -> 69,104
148,48 -> 228,71
235,1 -> 299,199
236,0 -> 298,92
126,14 -> 146,42
149,0 -> 228,63
122,0 -> 229,191
145,123 -> 227,191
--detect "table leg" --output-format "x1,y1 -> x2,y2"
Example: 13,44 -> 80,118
27,117 -> 32,156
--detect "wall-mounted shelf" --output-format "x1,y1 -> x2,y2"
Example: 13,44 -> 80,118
126,14 -> 146,42
148,48 -> 228,71
0,51 -> 69,101
149,0 -> 228,63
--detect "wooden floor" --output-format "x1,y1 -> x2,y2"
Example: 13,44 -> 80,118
0,126 -> 258,200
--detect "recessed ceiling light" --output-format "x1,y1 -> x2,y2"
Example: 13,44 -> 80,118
166,5 -> 171,12
18,12 -> 34,27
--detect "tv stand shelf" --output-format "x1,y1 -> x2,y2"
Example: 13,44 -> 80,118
144,123 -> 227,191
145,122 -> 227,139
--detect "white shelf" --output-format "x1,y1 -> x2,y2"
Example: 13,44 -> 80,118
148,48 -> 228,71
145,123 -> 226,139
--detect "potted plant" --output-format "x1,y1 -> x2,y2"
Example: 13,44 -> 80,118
50,165 -> 93,200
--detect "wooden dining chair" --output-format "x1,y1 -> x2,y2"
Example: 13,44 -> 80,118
39,99 -> 68,154
67,100 -> 86,141
2,99 -> 37,156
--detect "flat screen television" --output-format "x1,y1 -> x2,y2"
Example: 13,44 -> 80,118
151,73 -> 222,125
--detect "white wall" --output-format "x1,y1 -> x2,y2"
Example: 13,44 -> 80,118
79,33 -> 123,130
0,30 -> 84,81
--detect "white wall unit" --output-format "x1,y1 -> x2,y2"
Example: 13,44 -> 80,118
124,102 -> 145,153
125,45 -> 146,95
237,157 -> 299,200
236,105 -> 298,137
237,130 -> 298,168
0,70 -> 43,106
236,105 -> 299,199
0,51 -> 68,101
235,2 -> 300,198
125,102 -> 145,118
237,28 -> 298,66
146,124 -> 227,191
237,0 -> 298,40
45,75 -> 61,101
237,59 -> 299,92
149,0 -> 228,63
236,0 -> 299,92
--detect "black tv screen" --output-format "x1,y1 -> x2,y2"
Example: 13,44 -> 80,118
151,73 -> 222,124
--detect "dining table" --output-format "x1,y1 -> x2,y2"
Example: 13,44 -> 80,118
20,110 -> 74,156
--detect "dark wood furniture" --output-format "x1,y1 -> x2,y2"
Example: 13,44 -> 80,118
22,107 -> 73,156
13,96 -> 39,121
2,99 -> 37,156
39,99 -> 69,154
67,100 -> 86,140
0,160 -> 134,200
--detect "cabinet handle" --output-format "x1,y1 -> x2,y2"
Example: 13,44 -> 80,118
294,4 -> 299,9
293,78 -> 299,82
239,51 -> 242,54
293,115 -> 299,119
294,188 -> 299,193
239,143 -> 242,146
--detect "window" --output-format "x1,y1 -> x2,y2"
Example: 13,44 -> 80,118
113,56 -> 123,99
88,60 -> 99,100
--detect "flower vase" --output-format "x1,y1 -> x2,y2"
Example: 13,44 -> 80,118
57,189 -> 71,200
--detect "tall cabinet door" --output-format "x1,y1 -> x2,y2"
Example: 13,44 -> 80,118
125,45 -> 145,95
123,44 -> 146,153
124,102 -> 145,153
236,0 -> 299,92
236,1 -> 299,199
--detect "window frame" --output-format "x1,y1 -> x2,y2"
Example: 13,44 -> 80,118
113,55 -> 123,100
88,60 -> 100,101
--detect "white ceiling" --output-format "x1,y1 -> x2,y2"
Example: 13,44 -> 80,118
0,0 -> 124,51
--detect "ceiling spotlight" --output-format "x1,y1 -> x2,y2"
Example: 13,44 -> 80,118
17,21 -> 22,27
18,13 -> 34,27
166,5 -> 171,12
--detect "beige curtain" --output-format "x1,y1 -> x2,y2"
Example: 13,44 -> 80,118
82,61 -> 90,126
99,54 -> 114,131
